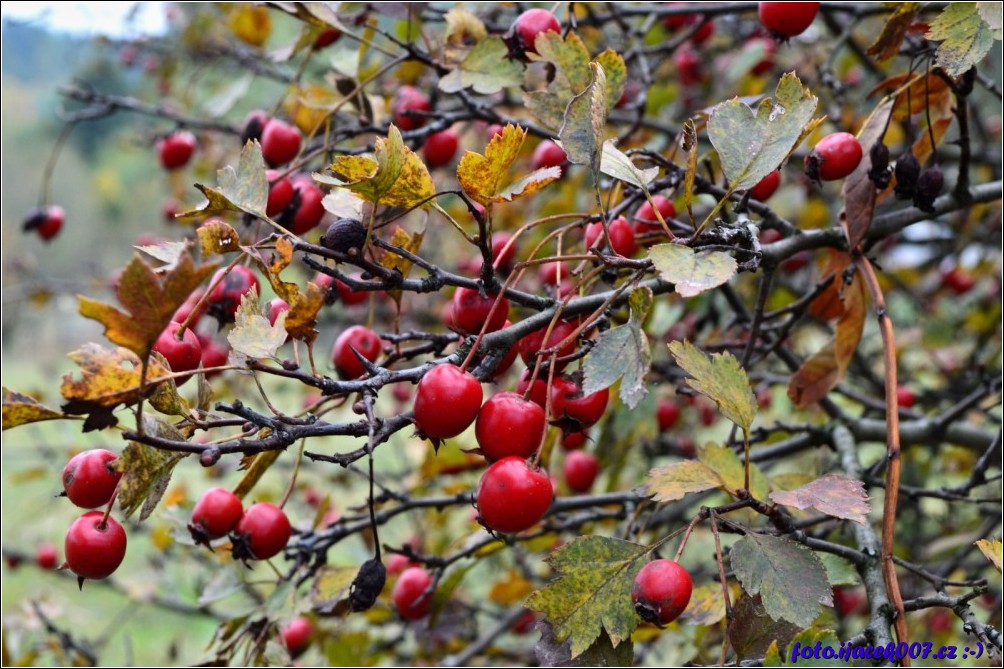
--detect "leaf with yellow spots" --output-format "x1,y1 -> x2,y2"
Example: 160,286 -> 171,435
381,225 -> 426,303
115,417 -> 187,521
253,238 -> 324,343
79,249 -> 218,358
2,387 -> 65,430
327,126 -> 435,210
457,124 -> 560,205
60,344 -> 171,431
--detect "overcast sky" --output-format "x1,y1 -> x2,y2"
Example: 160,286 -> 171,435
1,1 -> 166,37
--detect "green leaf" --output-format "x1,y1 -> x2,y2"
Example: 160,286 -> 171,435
789,628 -> 843,667
926,3 -> 1002,78
2,387 -> 65,430
819,553 -> 860,587
698,443 -> 769,500
525,536 -> 649,659
764,640 -> 783,667
227,287 -> 288,361
114,417 -> 187,521
727,593 -> 802,661
594,49 -> 626,112
681,582 -> 728,625
599,140 -> 658,189
530,31 -> 593,93
668,340 -> 757,431
327,126 -> 435,209
581,288 -> 652,409
439,37 -> 524,95
975,538 -> 1003,572
649,243 -> 737,298
180,140 -> 269,219
769,473 -> 871,524
646,460 -> 723,503
559,62 -> 607,173
730,534 -> 832,628
707,72 -> 820,191
536,623 -> 634,667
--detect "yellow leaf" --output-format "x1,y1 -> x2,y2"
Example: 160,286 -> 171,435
2,387 -> 64,430
327,126 -> 435,209
976,539 -> 1003,573
229,4 -> 271,47
489,570 -> 534,605
197,218 -> 242,256
233,450 -> 282,500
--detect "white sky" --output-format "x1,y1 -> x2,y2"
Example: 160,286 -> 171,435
1,1 -> 166,38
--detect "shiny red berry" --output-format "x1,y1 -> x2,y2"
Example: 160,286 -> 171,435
189,487 -> 244,543
450,287 -> 510,335
392,567 -> 434,620
635,196 -> 676,232
64,511 -> 127,581
413,365 -> 483,440
805,132 -> 862,182
477,456 -> 553,533
758,2 -> 819,38
153,321 -> 203,384
392,86 -> 431,131
550,376 -> 609,429
896,385 -> 916,409
517,320 -> 578,370
260,119 -> 302,167
563,451 -> 599,493
423,129 -> 459,168
585,218 -> 637,257
232,502 -> 291,561
62,449 -> 122,509
332,326 -> 383,379
282,616 -> 313,658
632,559 -> 693,626
36,544 -> 58,570
748,170 -> 781,201
657,400 -> 680,432
476,392 -> 546,461
531,140 -> 567,170
157,131 -> 197,170
265,169 -> 295,217
207,266 -> 261,324
513,8 -> 561,55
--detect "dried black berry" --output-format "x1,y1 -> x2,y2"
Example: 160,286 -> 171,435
867,142 -> 892,189
321,218 -> 367,255
349,557 -> 387,612
894,152 -> 920,199
913,166 -> 944,213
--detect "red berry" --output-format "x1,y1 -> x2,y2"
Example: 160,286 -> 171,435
207,266 -> 261,324
748,170 -> 781,201
758,2 -> 820,38
31,205 -> 65,241
517,320 -> 578,370
476,392 -> 546,461
585,218 -> 637,257
698,401 -> 716,427
232,502 -> 291,561
313,28 -> 341,48
941,267 -> 976,295
492,231 -> 518,271
562,430 -> 588,451
392,86 -> 432,131
423,129 -> 459,168
266,169 -> 295,217
157,131 -> 197,170
531,140 -> 567,170
516,369 -> 550,408
674,47 -> 702,86
189,487 -> 244,543
632,559 -> 693,626
197,333 -> 229,378
36,544 -> 58,570
691,20 -> 714,45
268,297 -> 291,326
486,124 -> 505,139
64,511 -> 127,581
539,261 -> 569,286
332,325 -> 383,379
242,109 -> 270,145
563,451 -> 599,493
413,365 -> 483,440
833,586 -> 867,617
512,8 -> 561,55
450,287 -> 510,336
805,132 -> 862,182
387,553 -> 418,576
153,321 -> 203,384
513,610 -> 538,634
657,400 -> 680,432
62,449 -> 122,510
392,567 -> 434,620
282,616 -> 313,658
172,289 -> 206,327
285,176 -> 326,235
896,385 -> 916,409
477,456 -> 553,533
635,196 -> 676,232
260,119 -> 302,167
550,376 -> 609,429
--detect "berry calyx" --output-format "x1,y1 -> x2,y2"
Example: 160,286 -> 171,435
477,456 -> 553,534
260,119 -> 303,167
332,325 -> 383,379
631,559 -> 693,626
805,132 -> 862,182
157,130 -> 197,170
231,502 -> 291,561
475,392 -> 547,461
241,109 -> 270,145
563,451 -> 599,493
392,567 -> 434,620
64,511 -> 128,581
62,449 -> 122,509
758,2 -> 819,39
413,365 -> 483,440
189,487 -> 244,546
512,8 -> 561,55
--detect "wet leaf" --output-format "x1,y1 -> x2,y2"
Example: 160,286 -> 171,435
457,124 -> 559,204
2,387 -> 65,430
60,344 -> 171,431
770,473 -> 870,524
79,250 -> 217,358
731,533 -> 832,627
599,140 -> 658,189
728,593 -> 802,661
180,141 -> 269,220
582,288 -> 651,409
327,126 -> 435,210
650,244 -> 737,298
975,539 -> 1003,572
233,450 -> 281,500
646,460 -> 723,502
788,272 -> 866,408
841,97 -> 894,248
197,219 -> 242,257
867,3 -> 920,62
927,3 -> 1002,78
227,288 -> 287,361
669,340 -> 756,431
681,582 -> 728,626
559,62 -> 607,173
439,37 -> 524,95
707,72 -> 821,191
525,536 -> 649,658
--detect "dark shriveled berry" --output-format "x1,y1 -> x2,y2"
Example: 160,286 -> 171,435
321,218 -> 367,255
913,166 -> 944,213
349,557 -> 387,611
867,142 -> 892,189
894,152 -> 921,199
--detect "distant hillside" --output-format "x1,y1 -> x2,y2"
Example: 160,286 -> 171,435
1,19 -> 96,82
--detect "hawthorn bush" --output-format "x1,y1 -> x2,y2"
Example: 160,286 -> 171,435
3,3 -> 1002,666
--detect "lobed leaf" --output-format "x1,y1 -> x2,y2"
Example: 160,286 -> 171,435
650,243 -> 737,298
770,473 -> 871,524
439,37 -> 524,95
669,340 -> 757,431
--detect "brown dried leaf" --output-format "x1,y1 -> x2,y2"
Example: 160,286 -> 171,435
2,387 -> 65,430
682,119 -> 698,223
808,250 -> 853,321
840,97 -> 894,249
770,473 -> 871,524
867,3 -> 920,62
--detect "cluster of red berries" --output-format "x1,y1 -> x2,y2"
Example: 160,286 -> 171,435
59,449 -> 127,582
189,487 -> 291,563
